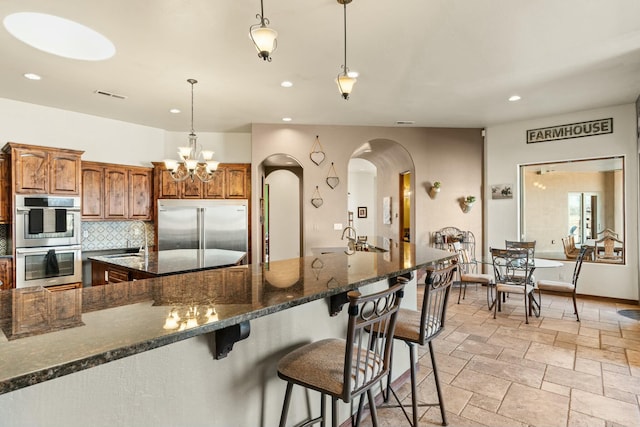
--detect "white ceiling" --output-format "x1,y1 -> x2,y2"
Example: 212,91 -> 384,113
1,0 -> 640,133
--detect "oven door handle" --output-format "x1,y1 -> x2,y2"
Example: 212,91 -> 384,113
16,245 -> 82,255
16,207 -> 80,213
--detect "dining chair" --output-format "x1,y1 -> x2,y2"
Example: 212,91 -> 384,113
491,247 -> 535,324
374,262 -> 457,427
562,235 -> 579,259
451,241 -> 494,305
537,246 -> 588,321
276,281 -> 405,427
594,235 -> 624,262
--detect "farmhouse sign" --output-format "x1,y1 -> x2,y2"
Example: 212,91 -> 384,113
526,118 -> 613,144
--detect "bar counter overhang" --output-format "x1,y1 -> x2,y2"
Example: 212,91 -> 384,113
0,242 -> 454,396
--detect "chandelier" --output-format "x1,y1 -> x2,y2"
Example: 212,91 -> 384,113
336,0 -> 357,100
250,0 -> 277,61
164,79 -> 219,182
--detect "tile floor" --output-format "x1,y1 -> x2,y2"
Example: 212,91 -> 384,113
360,284 -> 640,427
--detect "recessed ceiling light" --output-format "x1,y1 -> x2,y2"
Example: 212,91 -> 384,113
3,12 -> 115,61
282,117 -> 292,122
508,95 -> 521,102
23,73 -> 41,80
280,81 -> 293,88
169,108 -> 181,114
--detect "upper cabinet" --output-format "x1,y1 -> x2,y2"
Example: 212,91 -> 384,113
0,154 -> 10,223
82,161 -> 153,221
152,163 -> 250,200
3,143 -> 83,195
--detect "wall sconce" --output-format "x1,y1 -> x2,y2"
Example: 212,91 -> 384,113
462,195 -> 476,213
429,181 -> 441,199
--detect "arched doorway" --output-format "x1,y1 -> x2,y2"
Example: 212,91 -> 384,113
348,139 -> 415,244
261,154 -> 303,262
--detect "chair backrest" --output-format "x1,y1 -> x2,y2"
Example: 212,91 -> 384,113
343,281 -> 405,402
571,246 -> 590,289
562,236 -> 578,258
491,247 -> 531,285
418,262 -> 457,344
505,240 -> 536,260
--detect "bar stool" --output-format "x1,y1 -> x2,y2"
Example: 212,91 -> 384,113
378,263 -> 457,426
276,281 -> 405,427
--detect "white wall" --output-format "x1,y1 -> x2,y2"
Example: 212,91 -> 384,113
485,103 -> 638,301
266,169 -> 300,261
0,97 -> 251,166
348,168 -> 376,237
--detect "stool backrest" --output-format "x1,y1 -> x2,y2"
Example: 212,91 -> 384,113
419,263 -> 457,344
343,281 -> 405,402
571,246 -> 590,288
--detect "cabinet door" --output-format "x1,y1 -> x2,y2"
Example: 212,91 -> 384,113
128,168 -> 152,220
156,166 -> 180,199
81,163 -> 104,219
14,147 -> 48,193
0,257 -> 13,290
104,167 -> 128,219
50,151 -> 81,194
203,169 -> 225,199
226,165 -> 249,199
182,178 -> 203,198
0,154 -> 10,223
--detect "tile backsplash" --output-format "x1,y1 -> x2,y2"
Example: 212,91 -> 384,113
0,221 -> 154,254
81,221 -> 155,251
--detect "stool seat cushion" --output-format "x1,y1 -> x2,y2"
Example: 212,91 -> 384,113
392,308 -> 441,344
537,279 -> 575,293
495,283 -> 534,294
460,273 -> 494,284
277,338 -> 383,399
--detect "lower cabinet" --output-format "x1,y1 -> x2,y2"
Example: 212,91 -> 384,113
0,257 -> 13,290
91,261 -> 154,285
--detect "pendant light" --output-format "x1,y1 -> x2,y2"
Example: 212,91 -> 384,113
336,0 -> 356,100
250,0 -> 278,61
164,79 -> 219,182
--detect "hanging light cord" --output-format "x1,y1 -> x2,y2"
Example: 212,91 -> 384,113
260,0 -> 265,20
189,79 -> 196,135
343,3 -> 348,72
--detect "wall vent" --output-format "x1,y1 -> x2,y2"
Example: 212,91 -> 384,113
395,120 -> 415,125
94,90 -> 127,100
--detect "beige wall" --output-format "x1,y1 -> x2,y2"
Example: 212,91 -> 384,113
251,124 -> 484,265
486,103 -> 638,300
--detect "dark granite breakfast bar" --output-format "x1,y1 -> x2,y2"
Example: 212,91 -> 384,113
0,242 -> 453,396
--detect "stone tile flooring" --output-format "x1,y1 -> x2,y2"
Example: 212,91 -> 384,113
360,285 -> 640,427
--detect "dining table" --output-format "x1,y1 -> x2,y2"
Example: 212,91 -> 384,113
481,255 -> 563,316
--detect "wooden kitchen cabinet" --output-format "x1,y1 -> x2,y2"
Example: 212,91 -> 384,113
153,162 -> 250,200
0,154 -> 10,223
81,162 -> 104,219
225,164 -> 250,199
3,143 -> 83,195
0,257 -> 13,290
104,167 -> 128,219
81,161 -> 153,221
128,167 -> 153,220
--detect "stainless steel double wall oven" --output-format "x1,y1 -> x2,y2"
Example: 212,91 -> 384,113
14,195 -> 82,288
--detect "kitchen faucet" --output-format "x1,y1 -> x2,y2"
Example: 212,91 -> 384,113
341,226 -> 357,251
128,220 -> 149,260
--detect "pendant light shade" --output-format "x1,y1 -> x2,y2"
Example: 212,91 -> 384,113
250,0 -> 277,61
336,0 -> 356,100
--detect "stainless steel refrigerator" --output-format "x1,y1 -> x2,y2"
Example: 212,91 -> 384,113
157,199 -> 248,257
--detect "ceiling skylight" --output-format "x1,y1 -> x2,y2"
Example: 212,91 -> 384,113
3,12 -> 115,61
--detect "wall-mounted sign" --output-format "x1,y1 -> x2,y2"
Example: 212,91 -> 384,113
526,118 -> 613,144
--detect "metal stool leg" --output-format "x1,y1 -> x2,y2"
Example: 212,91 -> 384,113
429,341 -> 448,426
409,343 -> 419,427
279,382 -> 293,427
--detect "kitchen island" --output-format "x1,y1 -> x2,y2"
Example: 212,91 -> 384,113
0,242 -> 454,427
88,248 -> 247,284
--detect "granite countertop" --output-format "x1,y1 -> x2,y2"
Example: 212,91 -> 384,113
88,248 -> 247,276
0,241 -> 454,395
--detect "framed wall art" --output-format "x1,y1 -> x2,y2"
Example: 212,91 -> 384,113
357,207 -> 367,218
